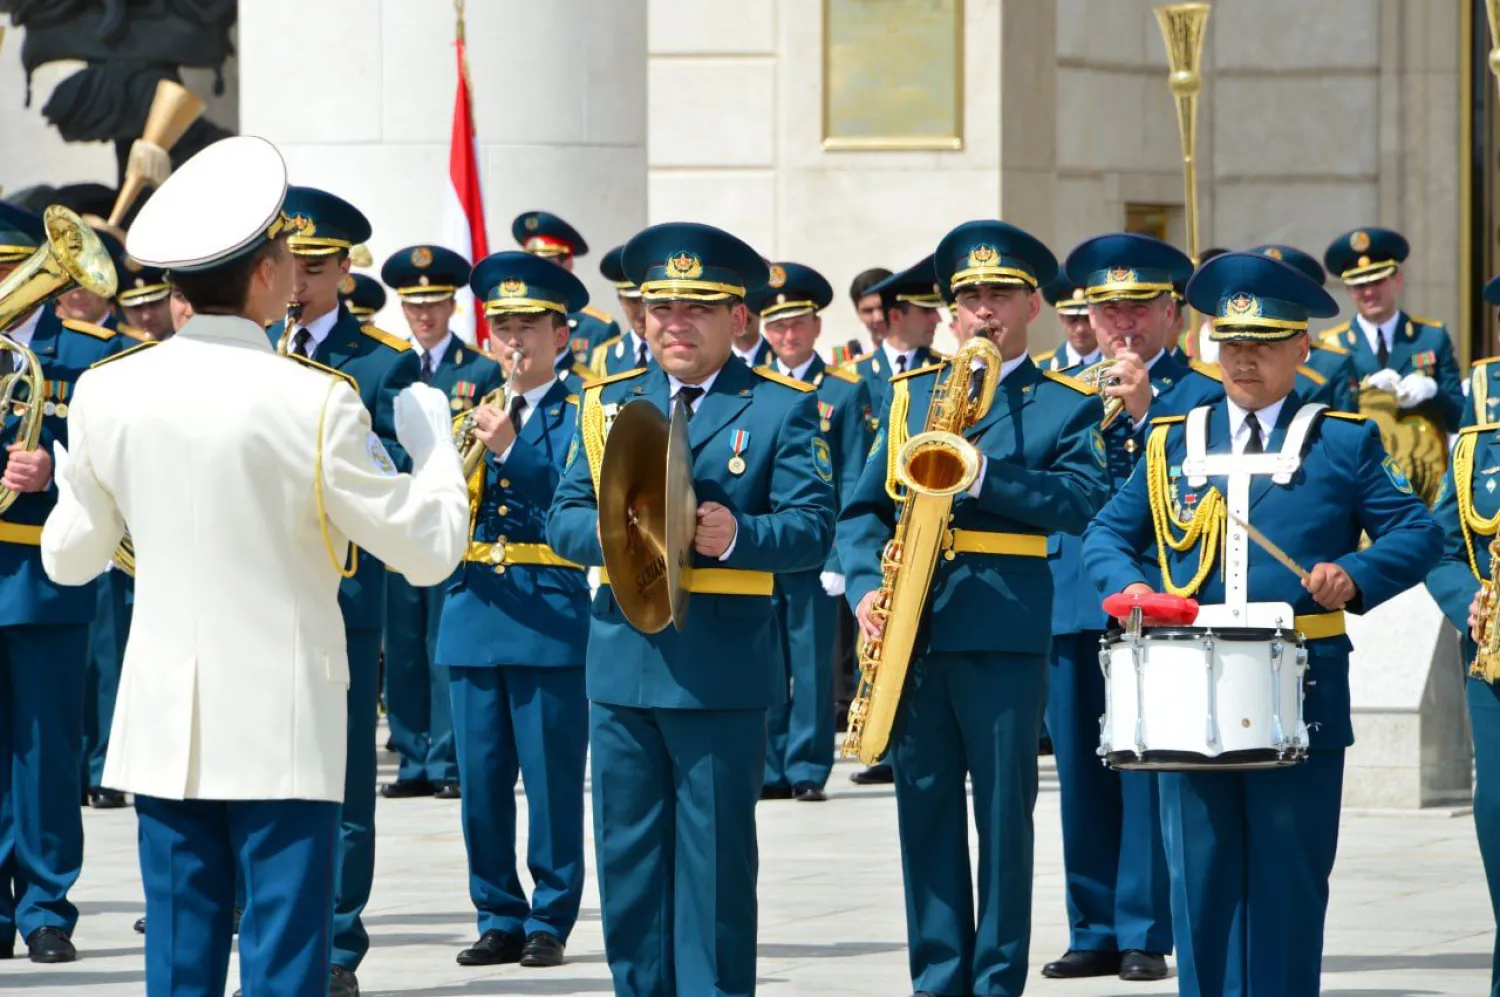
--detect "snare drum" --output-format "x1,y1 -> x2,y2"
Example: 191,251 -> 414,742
1098,626 -> 1309,771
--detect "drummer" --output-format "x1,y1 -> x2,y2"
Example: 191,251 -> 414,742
1082,251 -> 1440,997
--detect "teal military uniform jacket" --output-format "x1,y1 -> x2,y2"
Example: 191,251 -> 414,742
590,330 -> 653,380
555,354 -> 595,396
1427,426 -> 1500,649
1302,338 -> 1359,413
1083,398 -> 1441,747
0,309 -> 126,626
567,306 -> 620,364
1460,356 -> 1500,429
437,379 -> 588,668
733,337 -> 775,368
838,356 -> 1111,657
425,338 -> 502,414
546,360 -> 836,710
846,345 -> 943,417
267,308 -> 421,630
1323,313 -> 1463,431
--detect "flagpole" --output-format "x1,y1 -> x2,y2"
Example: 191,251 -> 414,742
448,0 -> 489,345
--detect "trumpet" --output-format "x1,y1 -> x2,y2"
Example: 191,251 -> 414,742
275,301 -> 305,356
1074,358 -> 1125,430
454,347 -> 522,479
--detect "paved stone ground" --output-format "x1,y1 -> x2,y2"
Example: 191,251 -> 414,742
2,740 -> 1493,996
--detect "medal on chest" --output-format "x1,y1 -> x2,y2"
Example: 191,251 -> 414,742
728,429 -> 749,475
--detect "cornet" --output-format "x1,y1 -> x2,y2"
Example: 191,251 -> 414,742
275,301 -> 305,356
455,347 -> 522,478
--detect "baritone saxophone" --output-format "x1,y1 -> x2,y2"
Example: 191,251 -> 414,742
842,336 -> 1003,765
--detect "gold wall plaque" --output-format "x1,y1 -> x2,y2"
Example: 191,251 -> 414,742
822,0 -> 964,151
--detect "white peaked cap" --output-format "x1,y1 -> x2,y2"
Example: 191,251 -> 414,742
126,136 -> 289,273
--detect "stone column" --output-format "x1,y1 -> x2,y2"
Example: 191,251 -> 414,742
239,0 -> 648,331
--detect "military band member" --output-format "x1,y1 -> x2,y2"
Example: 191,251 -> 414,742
0,201 -> 125,964
751,263 -> 873,803
1321,227 -> 1462,431
547,222 -> 835,996
1168,280 -> 1191,362
1036,273 -> 1098,372
117,257 -> 175,340
847,258 -> 944,414
1250,245 -> 1358,413
840,220 -> 1111,997
438,252 -> 592,970
1461,278 -> 1500,429
512,210 -> 619,356
589,244 -> 652,381
339,273 -> 386,327
40,135 -> 469,997
731,304 -> 774,367
593,244 -> 644,368
1084,251 -> 1441,997
270,185 -> 423,997
848,267 -> 893,352
1426,345 -> 1500,995
378,245 -> 499,801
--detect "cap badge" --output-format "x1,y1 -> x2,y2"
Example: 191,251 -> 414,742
1071,287 -> 1085,301
340,276 -> 356,294
767,264 -> 786,288
418,275 -> 431,287
525,216 -> 539,232
499,278 -> 527,297
287,214 -> 314,237
967,245 -> 998,268
1226,292 -> 1261,318
124,257 -> 142,273
1263,247 -> 1283,260
776,293 -> 787,305
411,246 -> 434,269
1357,255 -> 1371,268
1350,230 -> 1371,252
666,252 -> 703,280
1107,266 -> 1136,284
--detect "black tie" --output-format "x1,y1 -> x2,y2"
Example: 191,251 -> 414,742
1244,412 -> 1264,455
291,328 -> 312,359
896,354 -> 908,374
508,395 -> 528,435
676,385 -> 704,420
420,353 -> 435,384
1376,332 -> 1389,368
637,340 -> 649,367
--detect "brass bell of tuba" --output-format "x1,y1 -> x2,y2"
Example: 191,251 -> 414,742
0,206 -> 119,517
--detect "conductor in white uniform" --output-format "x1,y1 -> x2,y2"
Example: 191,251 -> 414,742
39,137 -> 471,997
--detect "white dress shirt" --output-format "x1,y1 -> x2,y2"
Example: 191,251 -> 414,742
667,368 -> 735,558
290,305 -> 340,355
776,356 -> 817,381
881,341 -> 918,375
1063,343 -> 1101,369
1355,312 -> 1400,363
1224,396 -> 1288,455
8,307 -> 42,370
965,353 -> 1032,498
731,337 -> 769,366
411,331 -> 454,373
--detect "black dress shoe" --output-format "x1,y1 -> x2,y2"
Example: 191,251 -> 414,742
88,787 -> 127,809
379,779 -> 434,799
133,917 -> 145,934
1041,949 -> 1122,979
849,763 -> 894,785
456,930 -> 525,966
519,931 -> 565,967
760,785 -> 793,800
25,926 -> 76,964
434,781 -> 462,800
329,965 -> 360,997
1119,950 -> 1169,981
792,782 -> 827,802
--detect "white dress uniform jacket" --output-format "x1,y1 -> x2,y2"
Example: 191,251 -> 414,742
40,314 -> 469,803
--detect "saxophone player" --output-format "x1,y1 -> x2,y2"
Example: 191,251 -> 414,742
437,251 -> 591,970
838,220 -> 1110,997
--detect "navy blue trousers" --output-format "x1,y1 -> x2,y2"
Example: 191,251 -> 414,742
1046,630 -> 1172,953
0,623 -> 86,944
892,651 -> 1047,997
1469,677 -> 1500,997
449,665 -> 587,940
136,795 -> 338,997
1159,749 -> 1345,997
383,575 -> 456,785
590,703 -> 765,997
332,627 -> 381,971
764,572 -> 837,791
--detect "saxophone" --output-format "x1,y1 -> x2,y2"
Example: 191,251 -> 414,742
842,336 -> 1003,765
1474,536 -> 1500,682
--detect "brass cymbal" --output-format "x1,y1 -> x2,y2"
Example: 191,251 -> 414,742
664,397 -> 697,631
598,400 -> 672,633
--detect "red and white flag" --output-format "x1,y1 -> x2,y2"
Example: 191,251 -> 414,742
441,26 -> 488,346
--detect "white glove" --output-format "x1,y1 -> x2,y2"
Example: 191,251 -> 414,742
394,383 -> 457,466
820,571 -> 846,597
1395,372 -> 1438,408
1366,368 -> 1402,394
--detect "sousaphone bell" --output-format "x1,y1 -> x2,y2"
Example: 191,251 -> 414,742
598,398 -> 697,633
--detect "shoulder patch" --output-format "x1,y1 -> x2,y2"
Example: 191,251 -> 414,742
588,366 -> 648,389
1409,314 -> 1445,328
61,318 -> 117,341
1324,411 -> 1369,422
1150,414 -> 1187,426
1041,369 -> 1096,395
823,364 -> 860,383
88,340 -> 158,369
1296,364 -> 1327,385
360,325 -> 412,352
581,305 -> 614,323
753,367 -> 815,392
1189,359 -> 1223,382
289,353 -> 359,389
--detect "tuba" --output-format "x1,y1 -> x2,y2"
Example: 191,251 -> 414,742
0,206 -> 119,517
843,336 -> 1004,765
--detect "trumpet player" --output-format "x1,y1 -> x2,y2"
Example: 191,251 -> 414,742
839,220 -> 1111,997
0,200 -> 127,964
1321,227 -> 1462,431
377,244 -> 498,802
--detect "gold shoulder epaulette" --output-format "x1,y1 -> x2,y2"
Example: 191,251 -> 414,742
581,305 -> 614,324
593,334 -> 623,352
88,340 -> 157,369
1189,359 -> 1223,382
566,394 -> 580,405
1042,369 -> 1096,395
844,351 -> 874,367
753,367 -> 815,392
118,324 -> 152,343
1033,347 -> 1058,364
1313,336 -> 1348,355
1150,414 -> 1187,426
62,318 -> 117,341
926,350 -> 949,363
360,325 -> 411,352
1325,411 -> 1369,422
823,365 -> 860,383
1322,320 -> 1351,337
1474,356 -> 1500,367
1296,364 -> 1327,385
572,362 -> 594,379
586,366 -> 647,390
1409,314 -> 1445,328
890,362 -> 943,383
289,353 -> 358,389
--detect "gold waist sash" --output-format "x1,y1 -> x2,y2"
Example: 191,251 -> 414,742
1295,610 -> 1345,641
465,541 -> 583,570
598,566 -> 774,597
946,529 -> 1048,558
0,523 -> 42,546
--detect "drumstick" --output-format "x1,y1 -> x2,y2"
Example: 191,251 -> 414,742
1226,510 -> 1312,584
